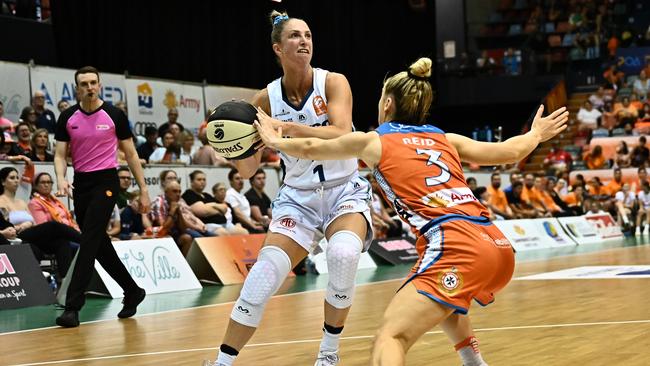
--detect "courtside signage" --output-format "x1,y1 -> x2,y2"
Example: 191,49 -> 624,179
0,245 -> 55,309
531,218 -> 577,247
584,213 -> 623,239
493,219 -> 550,251
92,238 -> 201,298
557,216 -> 602,245
0,61 -> 30,123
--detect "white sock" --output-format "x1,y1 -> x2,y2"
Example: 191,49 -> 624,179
455,336 -> 487,366
215,351 -> 236,366
319,327 -> 342,352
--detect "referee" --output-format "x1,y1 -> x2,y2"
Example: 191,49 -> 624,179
54,66 -> 151,328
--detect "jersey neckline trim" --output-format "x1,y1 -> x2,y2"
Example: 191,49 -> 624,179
280,75 -> 315,112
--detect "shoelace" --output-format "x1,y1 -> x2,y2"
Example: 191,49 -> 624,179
317,352 -> 339,364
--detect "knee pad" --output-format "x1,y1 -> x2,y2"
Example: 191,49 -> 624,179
325,230 -> 362,309
230,246 -> 291,327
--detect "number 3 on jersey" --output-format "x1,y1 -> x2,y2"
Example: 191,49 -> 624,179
416,148 -> 451,186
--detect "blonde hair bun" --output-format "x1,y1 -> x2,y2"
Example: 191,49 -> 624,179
408,57 -> 432,78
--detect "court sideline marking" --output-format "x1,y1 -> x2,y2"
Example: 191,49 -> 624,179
8,319 -> 650,366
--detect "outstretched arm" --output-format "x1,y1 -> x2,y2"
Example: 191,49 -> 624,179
447,105 -> 568,165
254,108 -> 382,168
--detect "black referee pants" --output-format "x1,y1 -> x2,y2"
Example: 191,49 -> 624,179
65,168 -> 139,311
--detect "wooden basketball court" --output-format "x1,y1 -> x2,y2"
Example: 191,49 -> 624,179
2,241 -> 649,366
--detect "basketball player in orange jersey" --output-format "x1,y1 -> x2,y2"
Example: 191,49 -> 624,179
207,11 -> 372,366
254,57 -> 569,366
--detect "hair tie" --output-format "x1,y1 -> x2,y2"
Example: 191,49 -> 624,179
407,70 -> 430,81
273,15 -> 289,26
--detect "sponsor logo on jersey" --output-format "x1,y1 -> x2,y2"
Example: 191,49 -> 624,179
280,218 -> 296,228
313,95 -> 327,116
421,187 -> 477,208
438,267 -> 463,293
96,124 -> 110,130
298,114 -> 306,121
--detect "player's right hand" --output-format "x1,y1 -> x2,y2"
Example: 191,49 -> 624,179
530,105 -> 569,142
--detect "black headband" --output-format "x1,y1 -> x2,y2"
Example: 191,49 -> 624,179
407,70 -> 430,81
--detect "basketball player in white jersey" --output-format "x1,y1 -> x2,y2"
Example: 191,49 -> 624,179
206,11 -> 372,366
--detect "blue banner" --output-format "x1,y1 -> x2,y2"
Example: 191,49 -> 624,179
616,47 -> 650,75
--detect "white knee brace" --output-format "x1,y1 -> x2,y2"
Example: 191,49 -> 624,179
325,230 -> 362,309
230,246 -> 291,327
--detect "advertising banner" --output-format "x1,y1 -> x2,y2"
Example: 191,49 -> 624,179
584,213 -> 623,239
0,245 -> 55,309
557,216 -> 602,245
368,237 -> 418,265
616,47 -> 650,75
204,85 -> 258,112
30,65 -> 126,120
493,219 -> 550,251
530,218 -> 577,247
125,78 -> 204,136
0,61 -> 30,123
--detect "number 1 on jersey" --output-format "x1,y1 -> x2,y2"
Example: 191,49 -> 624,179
313,164 -> 326,182
416,148 -> 451,186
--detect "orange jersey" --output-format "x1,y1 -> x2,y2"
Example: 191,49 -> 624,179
373,123 -> 489,233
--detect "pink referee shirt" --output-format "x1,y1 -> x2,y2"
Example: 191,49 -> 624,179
55,103 -> 132,172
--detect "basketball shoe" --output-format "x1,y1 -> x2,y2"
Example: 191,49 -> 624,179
314,350 -> 340,366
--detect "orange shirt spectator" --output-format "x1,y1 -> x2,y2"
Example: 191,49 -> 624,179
521,185 -> 545,211
539,189 -> 561,213
607,36 -> 619,57
487,185 -> 509,212
605,179 -> 623,196
583,146 -> 606,170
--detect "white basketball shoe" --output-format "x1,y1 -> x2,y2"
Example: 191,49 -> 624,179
314,350 -> 340,366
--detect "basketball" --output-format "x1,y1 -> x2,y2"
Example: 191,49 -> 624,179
206,100 -> 260,160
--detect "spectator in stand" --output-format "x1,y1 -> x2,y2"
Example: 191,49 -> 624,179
637,181 -> 650,234
149,131 -> 181,164
211,182 -> 249,235
225,168 -> 264,233
27,128 -> 53,162
19,107 -> 37,131
182,170 -> 234,235
562,184 -> 585,215
588,86 -> 606,110
629,136 -> 649,168
585,201 -> 606,216
57,100 -> 70,113
633,70 -> 650,101
150,180 -> 212,255
116,167 -> 133,210
192,128 -> 232,167
615,141 -> 631,168
119,190 -> 152,240
503,48 -> 521,76
486,173 -> 514,219
601,101 -> 617,131
507,181 -> 539,218
615,96 -> 638,127
577,100 -> 602,131
633,167 -> 648,193
244,169 -> 272,230
639,102 -> 650,122
28,172 -> 79,231
521,174 -> 552,217
474,187 -> 496,221
504,172 -> 522,194
573,173 -> 587,190
14,122 -> 33,155
555,178 -> 569,197
630,93 -> 644,112
543,143 -> 572,175
177,130 -> 196,165
622,121 -> 638,136
603,63 -> 623,91
584,145 -> 606,169
159,169 -> 179,189
587,177 -> 609,200
614,183 -> 636,229
0,167 -> 79,281
605,168 -> 624,196
466,177 -> 477,192
31,90 -> 56,133
157,108 -> 185,138
0,101 -> 14,132
260,147 -> 281,169
136,126 -> 159,163
476,50 -> 496,74
0,132 -> 29,163
107,204 -> 121,240
542,178 -> 574,216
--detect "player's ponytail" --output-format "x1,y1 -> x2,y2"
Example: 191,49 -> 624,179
383,57 -> 434,125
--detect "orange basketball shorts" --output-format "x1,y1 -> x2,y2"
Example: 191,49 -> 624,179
400,217 -> 515,314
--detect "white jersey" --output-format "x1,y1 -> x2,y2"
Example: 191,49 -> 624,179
267,68 -> 358,189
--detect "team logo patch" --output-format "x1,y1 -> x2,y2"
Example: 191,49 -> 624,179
313,95 -> 327,116
280,218 -> 296,228
438,267 -> 463,293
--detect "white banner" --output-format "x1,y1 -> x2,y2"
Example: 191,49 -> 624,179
530,218 -> 577,247
493,219 -> 550,251
584,213 -> 623,239
125,78 -> 204,136
30,65 -> 126,120
0,61 -> 30,124
94,238 -> 202,298
557,216 -> 602,245
517,266 -> 650,280
203,85 -> 258,112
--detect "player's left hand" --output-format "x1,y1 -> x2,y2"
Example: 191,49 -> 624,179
254,107 -> 283,149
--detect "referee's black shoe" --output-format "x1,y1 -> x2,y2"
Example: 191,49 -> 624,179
56,310 -> 79,328
117,287 -> 146,318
